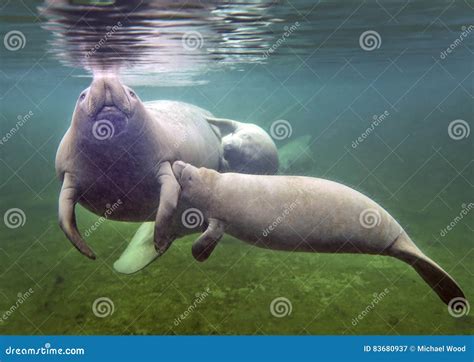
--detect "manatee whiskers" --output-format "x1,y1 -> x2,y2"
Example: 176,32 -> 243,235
171,161 -> 466,306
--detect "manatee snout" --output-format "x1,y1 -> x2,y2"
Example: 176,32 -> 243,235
85,76 -> 132,118
75,76 -> 138,141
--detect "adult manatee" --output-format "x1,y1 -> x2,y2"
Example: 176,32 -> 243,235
56,76 -> 225,264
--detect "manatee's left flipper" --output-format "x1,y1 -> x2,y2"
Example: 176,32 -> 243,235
192,218 -> 225,262
154,161 -> 180,255
58,172 -> 96,259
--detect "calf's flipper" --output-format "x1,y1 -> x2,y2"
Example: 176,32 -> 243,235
192,218 -> 225,262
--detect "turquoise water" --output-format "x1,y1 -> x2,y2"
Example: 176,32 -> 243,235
0,0 -> 472,335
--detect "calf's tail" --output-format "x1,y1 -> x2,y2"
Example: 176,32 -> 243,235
386,232 -> 466,307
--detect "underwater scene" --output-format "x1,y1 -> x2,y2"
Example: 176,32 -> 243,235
0,0 -> 472,336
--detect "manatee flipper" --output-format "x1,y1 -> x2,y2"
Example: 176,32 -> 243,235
113,222 -> 157,274
154,161 -> 180,255
58,172 -> 96,259
192,218 -> 225,262
387,232 -> 466,306
206,117 -> 238,136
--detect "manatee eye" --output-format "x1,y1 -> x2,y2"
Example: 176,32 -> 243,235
129,91 -> 136,98
188,176 -> 192,181
79,92 -> 86,101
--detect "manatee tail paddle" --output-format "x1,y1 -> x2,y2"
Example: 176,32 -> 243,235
387,232 -> 466,306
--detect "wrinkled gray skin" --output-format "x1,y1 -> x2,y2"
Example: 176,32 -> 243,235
207,117 -> 278,175
56,76 -> 224,260
172,162 -> 466,306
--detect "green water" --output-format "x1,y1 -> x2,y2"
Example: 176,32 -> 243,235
0,0 -> 472,335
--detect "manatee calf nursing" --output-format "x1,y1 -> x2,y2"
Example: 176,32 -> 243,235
170,162 -> 466,306
56,76 -> 278,272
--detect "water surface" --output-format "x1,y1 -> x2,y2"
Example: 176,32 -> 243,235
0,0 -> 472,335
